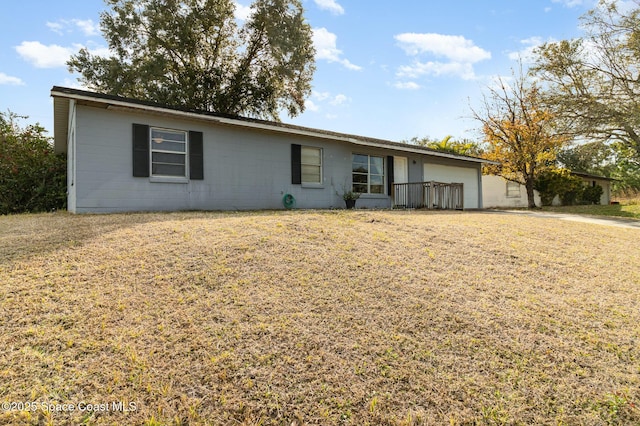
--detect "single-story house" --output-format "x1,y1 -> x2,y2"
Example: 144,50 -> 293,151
52,86 -> 492,213
571,172 -> 614,205
482,172 -> 614,208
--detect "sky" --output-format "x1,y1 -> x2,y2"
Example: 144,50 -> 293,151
0,0 -> 614,142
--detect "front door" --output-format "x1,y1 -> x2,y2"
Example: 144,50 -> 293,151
394,157 -> 408,184
394,157 -> 408,206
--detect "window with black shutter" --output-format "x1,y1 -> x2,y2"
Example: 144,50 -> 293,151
132,124 -> 203,180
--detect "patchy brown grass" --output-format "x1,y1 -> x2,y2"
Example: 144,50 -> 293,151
0,210 -> 639,425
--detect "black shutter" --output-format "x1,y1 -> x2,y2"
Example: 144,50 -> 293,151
132,123 -> 149,177
189,131 -> 204,180
387,155 -> 394,195
291,144 -> 301,184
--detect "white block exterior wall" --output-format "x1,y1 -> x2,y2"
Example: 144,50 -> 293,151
577,177 -> 611,205
482,175 -> 541,208
482,175 -> 612,208
68,103 -> 482,213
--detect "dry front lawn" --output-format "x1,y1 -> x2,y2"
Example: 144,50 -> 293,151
0,210 -> 639,425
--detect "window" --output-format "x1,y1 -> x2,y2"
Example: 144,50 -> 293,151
301,146 -> 322,184
506,181 -> 520,198
151,128 -> 187,177
132,124 -> 203,180
352,154 -> 384,194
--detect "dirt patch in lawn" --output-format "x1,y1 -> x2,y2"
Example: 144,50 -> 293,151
0,210 -> 639,425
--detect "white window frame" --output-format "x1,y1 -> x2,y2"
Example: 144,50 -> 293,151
352,154 -> 385,194
506,181 -> 520,198
301,146 -> 323,185
150,127 -> 188,180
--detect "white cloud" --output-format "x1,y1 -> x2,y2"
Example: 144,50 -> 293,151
62,78 -> 87,90
393,81 -> 421,90
305,99 -> 319,112
0,72 -> 25,86
314,0 -> 344,15
397,61 -> 477,80
551,0 -> 588,7
16,41 -> 74,68
508,36 -> 555,63
395,33 -> 491,63
312,27 -> 361,71
306,91 -> 351,114
46,19 -> 100,36
550,0 -> 631,9
394,32 -> 490,81
234,2 -> 252,20
313,91 -> 331,101
508,37 -> 541,62
46,22 -> 65,35
596,0 -> 637,13
73,19 -> 99,36
85,44 -> 111,58
16,41 -> 110,68
329,94 -> 349,105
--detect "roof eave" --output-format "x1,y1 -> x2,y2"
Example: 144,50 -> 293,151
51,86 -> 496,165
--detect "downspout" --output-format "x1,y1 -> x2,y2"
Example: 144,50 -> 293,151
477,164 -> 483,209
67,99 -> 77,212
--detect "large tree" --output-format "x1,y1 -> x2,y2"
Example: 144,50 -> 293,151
532,0 -> 640,165
68,0 -> 315,121
557,141 -> 614,175
471,69 -> 568,208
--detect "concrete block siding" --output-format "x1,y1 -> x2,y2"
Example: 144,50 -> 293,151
53,87 -> 487,213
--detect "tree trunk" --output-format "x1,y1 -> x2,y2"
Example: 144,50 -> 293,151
525,178 -> 537,208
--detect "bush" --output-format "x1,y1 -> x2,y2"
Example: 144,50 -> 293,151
0,111 -> 66,214
580,185 -> 603,205
559,176 -> 584,206
534,169 -> 589,206
534,171 -> 561,206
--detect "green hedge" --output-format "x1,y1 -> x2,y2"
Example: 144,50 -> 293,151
534,169 -> 604,206
0,112 -> 66,214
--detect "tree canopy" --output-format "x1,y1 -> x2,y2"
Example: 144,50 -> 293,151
68,0 -> 316,121
472,68 -> 568,208
557,141 -> 614,175
532,0 -> 640,165
407,135 -> 483,157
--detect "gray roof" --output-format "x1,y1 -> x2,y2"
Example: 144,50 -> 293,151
571,171 -> 615,181
51,86 -> 494,164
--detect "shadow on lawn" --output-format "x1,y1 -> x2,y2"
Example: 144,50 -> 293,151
0,208 -> 496,265
0,210 -> 285,264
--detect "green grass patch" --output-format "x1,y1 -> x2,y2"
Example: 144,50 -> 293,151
541,198 -> 640,219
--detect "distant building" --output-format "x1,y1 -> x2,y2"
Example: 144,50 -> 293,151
482,172 -> 614,208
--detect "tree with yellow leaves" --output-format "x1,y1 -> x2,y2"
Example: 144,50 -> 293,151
471,67 -> 569,208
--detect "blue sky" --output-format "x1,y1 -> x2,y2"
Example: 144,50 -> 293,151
0,0 -> 610,142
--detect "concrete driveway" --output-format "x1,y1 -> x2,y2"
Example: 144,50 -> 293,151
486,209 -> 640,230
